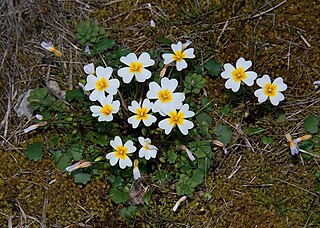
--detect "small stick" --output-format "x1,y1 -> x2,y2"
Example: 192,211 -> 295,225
249,0 -> 287,19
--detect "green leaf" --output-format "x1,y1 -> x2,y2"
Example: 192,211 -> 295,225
51,150 -> 62,163
108,175 -> 124,188
221,105 -> 230,116
24,142 -> 43,161
56,154 -> 71,170
261,136 -> 273,145
184,73 -> 206,94
190,168 -> 205,187
73,173 -> 91,184
189,141 -> 212,159
214,124 -> 233,145
196,113 -> 212,126
119,206 -> 137,222
204,60 -> 221,76
66,89 -> 84,101
109,188 -> 129,204
67,145 -> 84,161
176,175 -> 195,196
316,170 -> 320,179
94,38 -> 115,53
143,189 -> 152,205
168,150 -> 177,164
303,115 -> 320,134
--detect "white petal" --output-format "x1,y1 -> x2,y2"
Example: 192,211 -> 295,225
176,60 -> 188,71
183,48 -> 195,58
225,78 -> 241,92
242,71 -> 257,86
89,89 -> 103,101
162,77 -> 178,92
111,136 -> 122,149
270,92 -> 285,106
111,100 -> 120,113
118,67 -> 134,83
138,137 -> 146,146
142,99 -> 152,110
128,115 -> 140,128
254,89 -> 268,103
128,100 -> 140,113
236,57 -> 252,71
158,119 -> 174,134
106,152 -> 118,166
142,115 -> 157,126
84,63 -> 95,75
41,41 -> 52,49
138,52 -> 155,67
126,53 -> 138,63
139,148 -> 147,159
273,77 -> 287,92
147,81 -> 161,99
119,156 -> 132,169
98,114 -> 113,122
256,75 -> 271,87
125,140 -> 136,153
180,104 -> 194,118
98,95 -> 110,106
223,63 -> 236,75
162,54 -> 174,64
171,42 -> 182,53
178,119 -> 194,135
84,75 -> 97,91
90,105 -> 101,113
135,69 -> 152,82
96,66 -> 112,79
133,167 -> 141,180
151,100 -> 161,113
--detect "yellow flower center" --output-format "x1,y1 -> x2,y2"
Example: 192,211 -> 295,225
231,67 -> 247,82
135,107 -> 149,121
173,50 -> 186,62
264,83 -> 278,97
115,145 -> 128,160
157,89 -> 173,103
129,62 -> 143,73
168,110 -> 184,126
95,77 -> 109,91
143,142 -> 151,150
100,104 -> 113,116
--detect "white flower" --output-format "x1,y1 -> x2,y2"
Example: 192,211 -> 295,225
285,133 -> 312,156
146,77 -> 185,115
85,45 -> 91,55
138,137 -> 158,160
150,19 -> 156,27
35,114 -> 43,121
117,52 -> 155,83
221,57 -> 257,92
162,41 -> 195,71
65,160 -> 92,172
158,104 -> 194,135
23,121 -> 47,134
133,159 -> 141,180
128,99 -> 157,128
106,136 -> 136,169
41,41 -> 62,57
173,196 -> 187,212
254,75 -> 287,106
181,145 -> 195,161
84,66 -> 120,101
89,95 -> 120,122
83,63 -> 95,75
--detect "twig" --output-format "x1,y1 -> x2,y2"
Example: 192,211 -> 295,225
215,20 -> 229,46
248,0 -> 287,19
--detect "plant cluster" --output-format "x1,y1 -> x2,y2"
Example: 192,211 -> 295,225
23,19 -> 320,222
